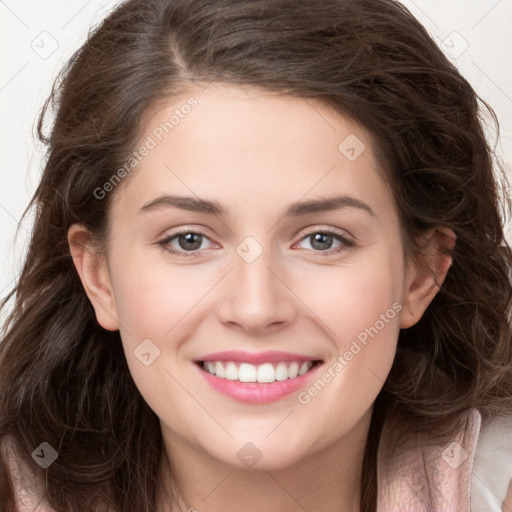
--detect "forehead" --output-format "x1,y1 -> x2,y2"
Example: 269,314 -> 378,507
109,83 -> 394,222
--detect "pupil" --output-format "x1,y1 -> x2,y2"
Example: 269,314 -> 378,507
312,233 -> 332,250
179,233 -> 202,250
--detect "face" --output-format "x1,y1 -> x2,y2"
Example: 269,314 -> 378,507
70,83 -> 448,471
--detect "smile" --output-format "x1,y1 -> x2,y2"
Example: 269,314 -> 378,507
200,360 -> 317,383
194,355 -> 323,404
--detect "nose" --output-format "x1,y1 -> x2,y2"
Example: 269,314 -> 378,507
216,240 -> 298,335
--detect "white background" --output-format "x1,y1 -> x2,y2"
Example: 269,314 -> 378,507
1,0 -> 511,304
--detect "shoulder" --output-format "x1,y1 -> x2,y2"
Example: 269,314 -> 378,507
1,434 -> 55,512
471,411 -> 512,512
377,407 -> 510,511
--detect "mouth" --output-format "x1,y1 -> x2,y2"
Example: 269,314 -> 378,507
194,359 -> 323,384
193,356 -> 324,404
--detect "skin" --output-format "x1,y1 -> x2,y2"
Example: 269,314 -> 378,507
68,83 -> 455,512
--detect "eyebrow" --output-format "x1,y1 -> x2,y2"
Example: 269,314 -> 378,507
138,193 -> 375,217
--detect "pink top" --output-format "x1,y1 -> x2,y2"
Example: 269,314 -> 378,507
4,408 -> 512,511
377,408 -> 512,511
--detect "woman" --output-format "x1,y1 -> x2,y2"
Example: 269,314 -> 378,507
1,0 -> 511,510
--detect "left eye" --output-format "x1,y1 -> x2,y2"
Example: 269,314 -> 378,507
158,229 -> 353,257
158,230 -> 213,256
294,231 -> 352,253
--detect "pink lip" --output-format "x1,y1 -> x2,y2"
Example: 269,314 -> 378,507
195,350 -> 319,365
193,357 -> 323,405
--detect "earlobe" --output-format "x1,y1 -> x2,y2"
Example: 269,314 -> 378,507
67,224 -> 120,331
400,227 -> 456,329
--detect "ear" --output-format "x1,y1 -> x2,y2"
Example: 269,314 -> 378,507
67,224 -> 120,331
400,227 -> 456,329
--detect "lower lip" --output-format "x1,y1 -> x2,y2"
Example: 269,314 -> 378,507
194,362 -> 322,404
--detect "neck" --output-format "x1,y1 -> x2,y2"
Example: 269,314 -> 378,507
156,408 -> 373,512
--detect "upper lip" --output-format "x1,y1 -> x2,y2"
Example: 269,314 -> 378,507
194,350 -> 321,365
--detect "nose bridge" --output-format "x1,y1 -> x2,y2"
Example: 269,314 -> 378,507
216,233 -> 296,331
234,233 -> 282,306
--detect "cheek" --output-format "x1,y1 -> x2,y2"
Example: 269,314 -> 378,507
292,268 -> 401,430
302,254 -> 403,339
109,247 -> 206,337
109,260 -> 196,413
298,252 -> 403,399
108,254 -> 217,393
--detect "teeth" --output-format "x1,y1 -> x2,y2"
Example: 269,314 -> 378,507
298,362 -> 310,376
288,362 -> 299,378
239,363 -> 257,382
215,361 -> 225,378
201,360 -> 315,383
225,362 -> 238,380
275,363 -> 289,381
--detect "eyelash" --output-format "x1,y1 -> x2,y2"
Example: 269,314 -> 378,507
157,228 -> 355,258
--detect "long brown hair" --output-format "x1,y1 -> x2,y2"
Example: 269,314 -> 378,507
1,1 -> 511,511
